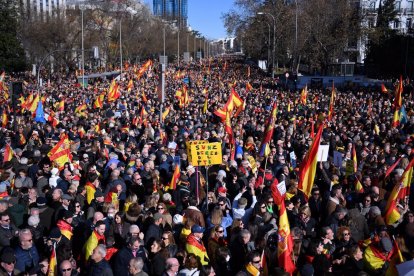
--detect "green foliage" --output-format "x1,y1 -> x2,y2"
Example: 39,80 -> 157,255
0,0 -> 26,72
365,34 -> 414,78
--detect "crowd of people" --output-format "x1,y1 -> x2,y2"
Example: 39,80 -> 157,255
0,59 -> 412,276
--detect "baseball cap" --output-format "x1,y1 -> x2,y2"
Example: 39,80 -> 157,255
218,187 -> 227,194
191,224 -> 205,234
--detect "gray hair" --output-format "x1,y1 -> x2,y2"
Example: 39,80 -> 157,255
95,244 -> 107,258
370,206 -> 381,216
28,215 -> 40,227
162,193 -> 172,202
129,224 -> 140,233
129,257 -> 144,271
240,229 -> 251,238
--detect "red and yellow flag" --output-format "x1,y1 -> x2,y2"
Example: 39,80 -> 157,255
108,79 -> 120,102
28,94 -> 40,113
300,85 -> 308,105
298,125 -> 324,200
169,165 -> 180,190
352,144 -> 358,173
48,243 -> 57,276
278,200 -> 296,274
1,111 -> 8,128
127,79 -> 133,92
162,106 -> 170,121
136,60 -> 152,78
179,85 -> 189,108
3,144 -> 13,163
93,93 -> 105,109
246,82 -> 253,92
355,177 -> 364,194
385,158 -> 414,224
381,83 -> 388,94
58,99 -> 64,112
225,110 -> 235,160
75,103 -> 87,114
259,102 -> 277,157
48,134 -> 73,169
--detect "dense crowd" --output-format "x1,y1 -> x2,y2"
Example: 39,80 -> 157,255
0,59 -> 413,276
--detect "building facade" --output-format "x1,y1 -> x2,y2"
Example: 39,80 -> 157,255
153,0 -> 187,28
357,0 -> 414,63
21,0 -> 66,18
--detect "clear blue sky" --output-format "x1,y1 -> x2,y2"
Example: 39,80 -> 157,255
144,0 -> 234,39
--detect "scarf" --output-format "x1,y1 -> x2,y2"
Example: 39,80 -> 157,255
245,263 -> 260,276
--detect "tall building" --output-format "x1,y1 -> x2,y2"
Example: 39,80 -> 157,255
21,0 -> 66,19
153,0 -> 187,28
356,0 -> 414,63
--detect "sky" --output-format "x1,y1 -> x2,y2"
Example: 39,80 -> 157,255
143,0 -> 235,40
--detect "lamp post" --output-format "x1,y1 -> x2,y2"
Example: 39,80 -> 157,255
257,12 -> 276,78
163,26 -> 166,57
80,5 -> 85,87
177,27 -> 180,65
119,18 -> 122,76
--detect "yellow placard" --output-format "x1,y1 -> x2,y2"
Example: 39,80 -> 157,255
190,142 -> 222,166
186,140 -> 208,161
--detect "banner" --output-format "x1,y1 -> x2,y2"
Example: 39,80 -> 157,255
186,140 -> 208,161
190,142 -> 222,166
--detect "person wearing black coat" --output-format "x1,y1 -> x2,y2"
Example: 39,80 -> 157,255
113,237 -> 148,276
342,245 -> 365,274
85,245 -> 113,276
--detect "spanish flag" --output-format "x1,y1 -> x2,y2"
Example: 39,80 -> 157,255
384,158 -> 414,225
141,90 -> 148,103
85,182 -> 96,205
225,110 -> 235,160
48,134 -> 73,169
107,79 -> 120,102
48,243 -> 57,276
162,106 -> 170,121
179,85 -> 189,108
300,85 -> 308,105
1,111 -> 7,128
381,83 -> 388,93
28,94 -> 40,113
169,165 -> 180,190
136,60 -> 152,79
139,107 -> 148,125
213,107 -> 226,121
203,97 -> 208,114
75,103 -> 87,114
127,79 -> 133,92
83,231 -> 106,261
93,93 -> 105,109
352,144 -> 358,173
58,99 -> 64,111
246,82 -> 253,92
3,144 -> 13,163
355,177 -> 364,194
277,200 -> 296,274
259,102 -> 277,157
22,93 -> 33,110
19,134 -> 26,146
57,220 -> 73,240
298,125 -> 323,200
328,83 -> 336,121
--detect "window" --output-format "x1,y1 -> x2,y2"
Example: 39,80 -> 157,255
394,20 -> 400,29
408,1 -> 414,13
395,1 -> 401,12
407,18 -> 412,29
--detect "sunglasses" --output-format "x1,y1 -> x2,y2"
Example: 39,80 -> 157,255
343,233 -> 350,236
261,205 -> 266,208
61,268 -> 72,272
219,203 -> 225,206
157,207 -> 164,210
75,205 -> 81,208
162,237 -> 168,240
217,230 -> 224,233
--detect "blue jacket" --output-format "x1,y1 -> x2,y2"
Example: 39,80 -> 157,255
14,245 -> 39,272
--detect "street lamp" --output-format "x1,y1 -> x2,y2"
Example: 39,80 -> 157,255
177,27 -> 180,65
257,12 -> 276,78
80,5 -> 85,87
